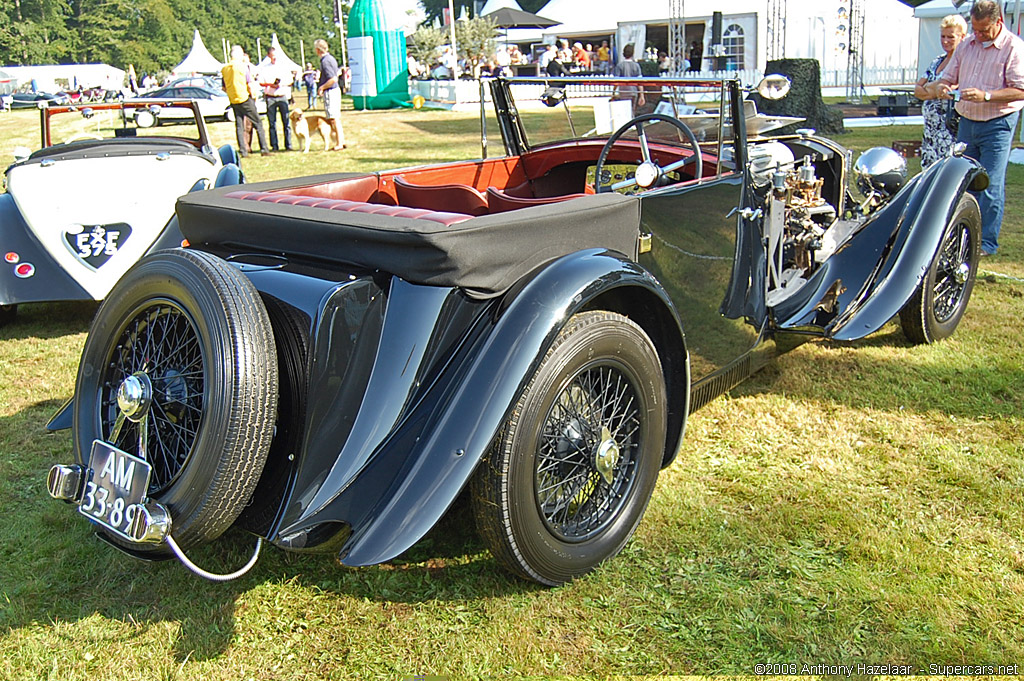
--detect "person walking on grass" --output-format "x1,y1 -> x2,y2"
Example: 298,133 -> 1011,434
314,39 -> 347,151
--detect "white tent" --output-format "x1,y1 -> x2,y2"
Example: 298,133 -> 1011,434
172,30 -> 224,75
0,63 -> 124,91
257,34 -> 302,75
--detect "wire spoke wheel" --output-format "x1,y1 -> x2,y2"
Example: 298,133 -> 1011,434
472,310 -> 666,585
536,366 -> 641,542
74,249 -> 278,554
932,222 -> 971,323
899,193 -> 980,344
100,300 -> 205,494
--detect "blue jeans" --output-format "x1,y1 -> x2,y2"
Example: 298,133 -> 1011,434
957,110 -> 1019,254
266,96 -> 292,150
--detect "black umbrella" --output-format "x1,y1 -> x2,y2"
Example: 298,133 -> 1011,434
482,7 -> 561,29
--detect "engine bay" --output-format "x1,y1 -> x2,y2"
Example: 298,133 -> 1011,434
751,134 -> 902,307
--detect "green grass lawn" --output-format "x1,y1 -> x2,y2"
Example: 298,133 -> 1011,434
1,101 -> 1022,679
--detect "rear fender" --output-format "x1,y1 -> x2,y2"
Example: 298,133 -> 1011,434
288,249 -> 683,567
0,193 -> 91,305
773,155 -> 986,340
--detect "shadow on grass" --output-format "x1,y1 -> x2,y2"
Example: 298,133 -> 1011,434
1,426 -> 531,663
732,321 -> 1022,420
0,300 -> 97,341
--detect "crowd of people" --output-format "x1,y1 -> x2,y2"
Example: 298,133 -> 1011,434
219,38 -> 346,156
137,4 -> 1024,257
409,38 -> 703,81
917,0 -> 1024,257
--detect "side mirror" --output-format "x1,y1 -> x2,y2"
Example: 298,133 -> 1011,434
13,146 -> 31,162
756,75 -> 791,100
540,86 -> 565,108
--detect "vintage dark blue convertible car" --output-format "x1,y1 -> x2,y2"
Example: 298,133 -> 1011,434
45,75 -> 986,585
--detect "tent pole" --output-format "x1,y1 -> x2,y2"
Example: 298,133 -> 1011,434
340,12 -> 347,66
449,0 -> 460,78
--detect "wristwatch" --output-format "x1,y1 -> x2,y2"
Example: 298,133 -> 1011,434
984,91 -> 992,102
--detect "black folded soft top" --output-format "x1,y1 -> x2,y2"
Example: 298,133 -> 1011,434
176,173 -> 641,298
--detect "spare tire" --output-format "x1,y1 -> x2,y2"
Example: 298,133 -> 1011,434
73,248 -> 279,555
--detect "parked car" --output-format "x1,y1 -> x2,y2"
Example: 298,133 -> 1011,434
45,74 -> 985,586
123,83 -> 263,125
165,75 -> 223,90
10,91 -> 70,108
1,99 -> 243,325
122,83 -> 268,125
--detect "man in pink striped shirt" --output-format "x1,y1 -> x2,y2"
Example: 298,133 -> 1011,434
929,0 -> 1024,255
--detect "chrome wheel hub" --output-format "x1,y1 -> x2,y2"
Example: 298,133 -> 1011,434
594,426 -> 621,485
117,372 -> 153,423
954,262 -> 970,285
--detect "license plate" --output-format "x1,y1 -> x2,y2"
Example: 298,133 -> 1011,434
78,440 -> 152,541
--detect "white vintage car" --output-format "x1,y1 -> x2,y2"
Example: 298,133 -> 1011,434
1,100 -> 243,324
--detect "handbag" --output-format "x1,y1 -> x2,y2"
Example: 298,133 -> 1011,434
944,102 -> 960,137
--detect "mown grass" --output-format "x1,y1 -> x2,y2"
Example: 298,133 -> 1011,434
1,99 -> 1023,679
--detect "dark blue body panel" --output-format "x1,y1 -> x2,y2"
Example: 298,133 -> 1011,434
0,193 -> 91,305
235,249 -> 685,566
772,155 -> 986,340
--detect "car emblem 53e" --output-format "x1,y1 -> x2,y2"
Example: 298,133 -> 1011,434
63,223 -> 132,270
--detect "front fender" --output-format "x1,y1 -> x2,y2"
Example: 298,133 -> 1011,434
774,155 -> 986,340
301,249 -> 680,567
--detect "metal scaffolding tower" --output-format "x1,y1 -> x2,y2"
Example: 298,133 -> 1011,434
669,0 -> 686,74
767,0 -> 787,62
846,0 -> 866,102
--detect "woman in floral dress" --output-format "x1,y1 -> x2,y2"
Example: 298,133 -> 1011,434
914,14 -> 968,167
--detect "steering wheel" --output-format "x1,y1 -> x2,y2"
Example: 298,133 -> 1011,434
65,132 -> 104,144
595,113 -> 704,193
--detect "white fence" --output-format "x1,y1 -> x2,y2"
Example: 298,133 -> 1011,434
683,65 -> 919,90
407,65 -> 921,111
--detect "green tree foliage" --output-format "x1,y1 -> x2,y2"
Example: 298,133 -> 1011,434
455,16 -> 496,75
420,0 -> 548,22
518,0 -> 547,13
1,0 -> 349,75
419,0 -> 472,25
408,24 -> 446,68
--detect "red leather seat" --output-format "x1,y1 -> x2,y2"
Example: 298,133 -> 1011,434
394,175 -> 489,216
485,186 -> 586,213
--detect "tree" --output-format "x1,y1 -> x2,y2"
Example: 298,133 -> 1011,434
454,15 -> 497,76
0,0 -> 342,69
419,0 -> 473,24
408,24 -> 446,68
518,0 -> 546,12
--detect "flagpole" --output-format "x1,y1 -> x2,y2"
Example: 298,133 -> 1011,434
449,0 -> 459,78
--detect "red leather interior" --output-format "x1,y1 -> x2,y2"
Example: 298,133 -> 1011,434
393,175 -> 489,216
486,187 -> 586,214
223,190 -> 474,227
274,174 -> 381,203
229,142 -> 718,223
